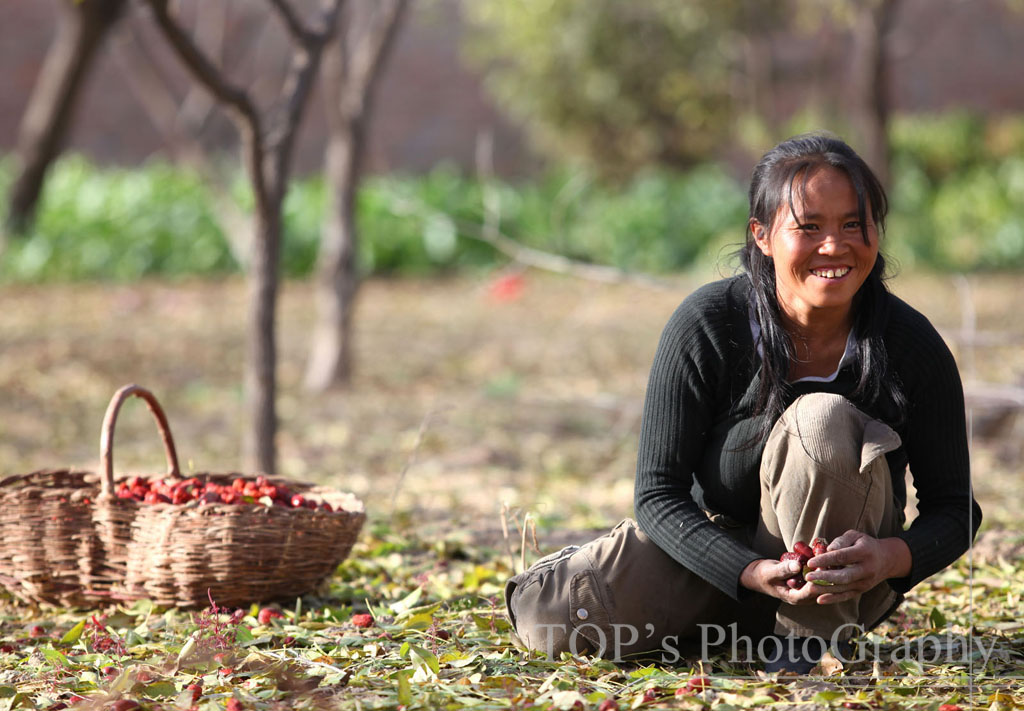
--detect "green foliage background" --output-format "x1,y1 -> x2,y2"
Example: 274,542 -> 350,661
3,114 -> 1024,282
462,0 -> 759,177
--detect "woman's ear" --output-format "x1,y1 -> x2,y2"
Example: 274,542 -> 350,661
750,219 -> 772,257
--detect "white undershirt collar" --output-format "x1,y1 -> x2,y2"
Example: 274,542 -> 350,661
749,315 -> 856,383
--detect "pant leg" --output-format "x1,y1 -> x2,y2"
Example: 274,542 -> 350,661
754,393 -> 904,640
505,519 -> 776,662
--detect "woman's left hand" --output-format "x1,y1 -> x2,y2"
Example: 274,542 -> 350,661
803,530 -> 911,605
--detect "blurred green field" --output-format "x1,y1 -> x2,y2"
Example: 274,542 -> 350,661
4,114 -> 1024,284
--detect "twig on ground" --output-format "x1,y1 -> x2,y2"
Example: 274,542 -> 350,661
499,506 -> 541,574
500,502 -> 517,573
519,513 -> 533,575
389,405 -> 448,519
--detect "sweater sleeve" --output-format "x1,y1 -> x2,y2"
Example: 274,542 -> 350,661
887,303 -> 982,592
633,284 -> 762,600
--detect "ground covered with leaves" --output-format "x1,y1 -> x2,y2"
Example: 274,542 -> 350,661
1,271 -> 1022,709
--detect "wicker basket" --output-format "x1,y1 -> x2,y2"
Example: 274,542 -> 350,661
0,468 -> 106,607
0,384 -> 366,608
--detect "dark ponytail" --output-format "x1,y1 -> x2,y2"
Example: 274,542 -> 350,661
739,132 -> 906,433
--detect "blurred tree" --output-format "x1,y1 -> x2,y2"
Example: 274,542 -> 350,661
850,0 -> 902,188
143,0 -> 342,475
5,0 -> 128,235
110,3 -> 270,268
305,0 -> 409,392
463,0 -> 760,177
792,0 -> 902,186
465,0 -> 912,184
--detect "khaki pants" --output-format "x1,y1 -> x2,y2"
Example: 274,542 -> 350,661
504,393 -> 904,661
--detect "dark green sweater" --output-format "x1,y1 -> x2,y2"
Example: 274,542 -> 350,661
634,276 -> 982,600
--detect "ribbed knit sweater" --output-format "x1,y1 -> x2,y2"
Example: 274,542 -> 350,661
633,276 -> 982,600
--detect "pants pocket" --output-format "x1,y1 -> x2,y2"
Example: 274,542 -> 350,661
567,567 -> 616,655
504,544 -> 579,633
504,542 -> 614,658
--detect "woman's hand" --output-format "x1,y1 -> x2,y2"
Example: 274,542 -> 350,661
803,530 -> 912,604
740,558 -> 829,605
742,531 -> 912,605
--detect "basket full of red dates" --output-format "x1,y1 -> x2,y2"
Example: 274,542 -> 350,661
0,384 -> 365,608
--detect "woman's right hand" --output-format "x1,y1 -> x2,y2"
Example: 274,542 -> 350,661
739,558 -> 826,605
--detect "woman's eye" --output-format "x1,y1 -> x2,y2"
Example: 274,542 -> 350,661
845,221 -> 861,230
798,223 -> 818,232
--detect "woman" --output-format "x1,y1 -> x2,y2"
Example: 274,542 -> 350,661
504,133 -> 981,672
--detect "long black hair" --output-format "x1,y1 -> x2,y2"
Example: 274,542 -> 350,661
739,132 -> 905,431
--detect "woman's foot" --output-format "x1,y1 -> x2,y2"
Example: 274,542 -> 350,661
763,635 -> 853,674
763,635 -> 826,674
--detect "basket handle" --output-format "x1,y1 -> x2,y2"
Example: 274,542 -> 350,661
100,384 -> 181,495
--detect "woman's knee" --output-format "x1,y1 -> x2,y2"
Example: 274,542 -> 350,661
771,394 -> 899,477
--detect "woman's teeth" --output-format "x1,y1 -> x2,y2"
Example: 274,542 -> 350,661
812,267 -> 850,279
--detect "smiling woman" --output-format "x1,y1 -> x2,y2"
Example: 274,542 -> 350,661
504,133 -> 982,674
751,166 -> 880,381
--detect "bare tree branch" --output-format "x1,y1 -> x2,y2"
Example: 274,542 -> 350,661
395,191 -> 675,289
344,0 -> 407,113
195,0 -> 228,68
113,25 -> 256,265
145,0 -> 256,124
5,0 -> 129,233
265,0 -> 345,158
111,27 -> 186,156
267,0 -> 314,44
144,0 -> 273,207
458,216 -> 675,290
176,0 -> 227,135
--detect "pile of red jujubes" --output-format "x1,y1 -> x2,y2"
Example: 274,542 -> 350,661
114,475 -> 334,511
780,538 -> 834,586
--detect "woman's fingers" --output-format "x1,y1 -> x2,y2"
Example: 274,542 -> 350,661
810,547 -> 850,569
768,559 -> 801,584
768,558 -> 868,604
826,529 -> 864,552
806,563 -> 857,585
814,590 -> 859,604
806,561 -> 880,594
782,581 -> 831,605
811,531 -> 876,573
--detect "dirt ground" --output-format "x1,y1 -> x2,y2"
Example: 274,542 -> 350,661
1,268 -> 1022,548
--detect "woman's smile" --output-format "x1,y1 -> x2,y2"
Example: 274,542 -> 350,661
810,266 -> 851,279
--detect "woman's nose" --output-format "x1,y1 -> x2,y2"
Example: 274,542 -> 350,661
818,230 -> 846,253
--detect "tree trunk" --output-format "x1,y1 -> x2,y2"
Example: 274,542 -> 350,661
305,119 -> 363,391
6,0 -> 126,233
304,0 -> 408,391
243,188 -> 282,475
304,30 -> 365,392
851,0 -> 900,188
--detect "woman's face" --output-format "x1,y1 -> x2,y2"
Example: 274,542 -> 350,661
751,165 -> 879,327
